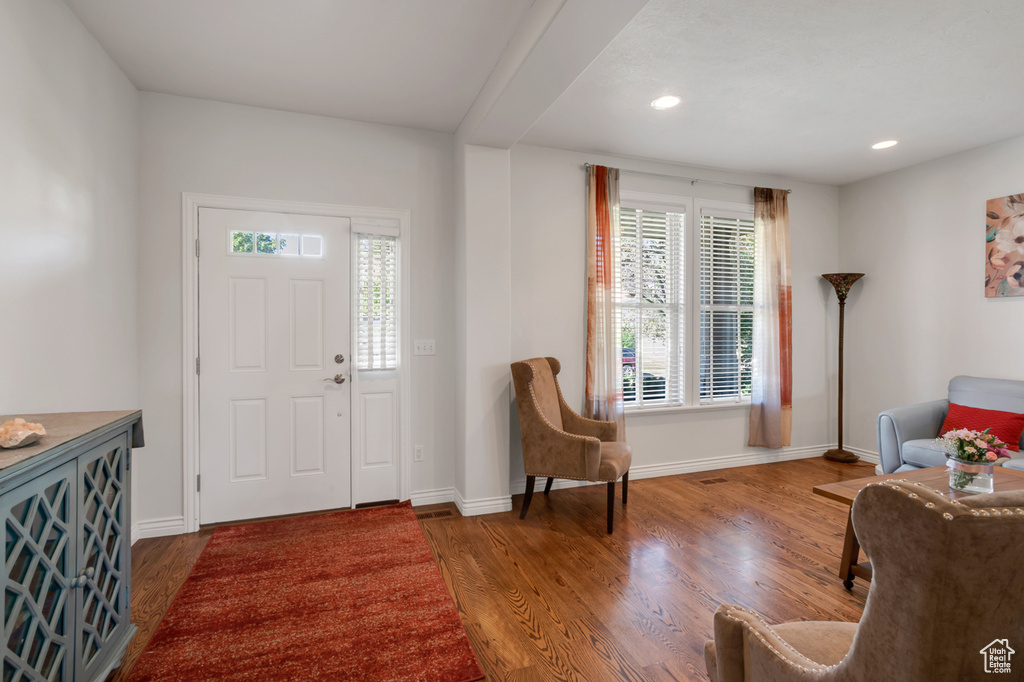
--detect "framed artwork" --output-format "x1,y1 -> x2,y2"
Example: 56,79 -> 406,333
986,193 -> 1024,297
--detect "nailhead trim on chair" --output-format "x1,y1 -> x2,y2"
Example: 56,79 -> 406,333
523,472 -> 621,483
864,481 -> 1024,521
721,606 -> 841,674
715,480 -> 1024,677
522,368 -> 624,483
525,379 -> 595,446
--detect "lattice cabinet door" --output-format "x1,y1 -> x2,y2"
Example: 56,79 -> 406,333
3,460 -> 77,682
74,434 -> 130,682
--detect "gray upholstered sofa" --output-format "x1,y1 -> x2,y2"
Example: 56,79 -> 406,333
877,375 -> 1024,474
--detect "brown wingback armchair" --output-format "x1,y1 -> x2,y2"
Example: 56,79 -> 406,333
705,480 -> 1024,681
510,357 -> 632,533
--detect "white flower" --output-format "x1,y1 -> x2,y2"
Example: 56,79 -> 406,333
995,217 -> 1024,255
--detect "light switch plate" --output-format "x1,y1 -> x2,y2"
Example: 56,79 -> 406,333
414,339 -> 436,355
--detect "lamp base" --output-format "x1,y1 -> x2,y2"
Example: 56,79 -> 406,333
823,448 -> 860,463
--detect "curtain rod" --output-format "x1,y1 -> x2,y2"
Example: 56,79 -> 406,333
583,163 -> 792,194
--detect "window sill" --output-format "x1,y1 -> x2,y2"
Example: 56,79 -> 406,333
624,400 -> 750,416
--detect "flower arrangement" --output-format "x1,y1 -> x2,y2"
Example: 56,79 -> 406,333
937,428 -> 1011,463
936,428 -> 1011,492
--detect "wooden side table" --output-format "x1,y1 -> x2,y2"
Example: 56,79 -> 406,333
813,465 -> 1024,589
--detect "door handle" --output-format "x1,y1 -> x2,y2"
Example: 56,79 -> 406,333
323,374 -> 346,384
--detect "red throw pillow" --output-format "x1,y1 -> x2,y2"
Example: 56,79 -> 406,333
939,403 -> 1024,452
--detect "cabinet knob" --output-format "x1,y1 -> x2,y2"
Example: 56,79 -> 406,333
71,567 -> 94,588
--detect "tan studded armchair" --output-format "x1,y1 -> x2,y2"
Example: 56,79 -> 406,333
705,480 -> 1024,681
510,357 -> 632,533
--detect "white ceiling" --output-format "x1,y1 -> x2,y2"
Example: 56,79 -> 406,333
522,0 -> 1024,184
65,0 -> 1024,185
62,0 -> 532,133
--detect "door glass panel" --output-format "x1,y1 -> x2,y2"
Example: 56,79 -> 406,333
256,233 -> 277,254
301,235 -> 323,257
231,231 -> 254,253
279,234 -> 299,255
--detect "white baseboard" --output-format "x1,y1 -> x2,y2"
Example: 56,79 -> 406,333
132,515 -> 187,544
509,443 -> 860,495
135,446 -> 881,534
410,487 -> 456,506
849,445 -> 884,476
845,446 -> 880,465
454,488 -> 513,516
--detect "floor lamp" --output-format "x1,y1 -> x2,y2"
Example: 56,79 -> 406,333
822,273 -> 864,463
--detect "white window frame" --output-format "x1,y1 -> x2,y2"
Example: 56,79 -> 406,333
697,202 -> 755,406
619,192 -> 754,414
617,194 -> 687,410
354,231 -> 400,371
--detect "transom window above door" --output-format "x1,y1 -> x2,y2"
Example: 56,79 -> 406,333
229,230 -> 323,258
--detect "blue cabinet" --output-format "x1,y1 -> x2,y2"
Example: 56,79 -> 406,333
2,412 -> 141,682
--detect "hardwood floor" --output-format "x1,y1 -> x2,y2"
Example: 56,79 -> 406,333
108,528 -> 213,682
111,457 -> 875,681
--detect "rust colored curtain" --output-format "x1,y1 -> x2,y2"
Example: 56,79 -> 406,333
748,187 -> 792,448
585,165 -> 625,438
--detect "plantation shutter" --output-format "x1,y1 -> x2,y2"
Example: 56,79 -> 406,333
355,226 -> 399,371
617,207 -> 685,407
699,212 -> 754,403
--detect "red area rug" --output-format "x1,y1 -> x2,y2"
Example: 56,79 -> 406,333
128,502 -> 483,682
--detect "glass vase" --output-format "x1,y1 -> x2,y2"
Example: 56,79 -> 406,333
947,458 -> 994,494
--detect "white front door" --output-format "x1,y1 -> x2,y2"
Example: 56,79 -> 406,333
198,207 -> 351,524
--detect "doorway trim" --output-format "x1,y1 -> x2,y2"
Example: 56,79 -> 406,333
181,193 -> 412,533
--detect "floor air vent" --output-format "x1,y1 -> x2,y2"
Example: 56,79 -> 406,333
416,510 -> 454,520
697,478 -> 729,485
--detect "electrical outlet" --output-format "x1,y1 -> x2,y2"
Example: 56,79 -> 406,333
414,445 -> 425,462
414,340 -> 436,356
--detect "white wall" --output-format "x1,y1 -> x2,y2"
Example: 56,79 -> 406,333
509,145 -> 841,482
0,0 -> 138,413
839,134 -> 1024,453
453,145 -> 513,513
136,93 -> 455,528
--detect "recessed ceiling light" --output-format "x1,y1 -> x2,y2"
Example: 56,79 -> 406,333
651,95 -> 681,110
871,140 -> 899,150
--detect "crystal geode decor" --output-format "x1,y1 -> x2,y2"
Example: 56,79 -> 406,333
0,418 -> 46,449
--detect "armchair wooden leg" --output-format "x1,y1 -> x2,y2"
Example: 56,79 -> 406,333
521,476 -> 536,520
607,481 -> 615,534
622,471 -> 628,505
544,477 -> 554,495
